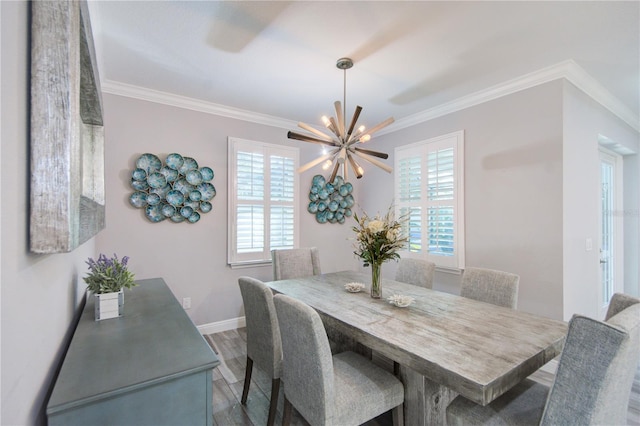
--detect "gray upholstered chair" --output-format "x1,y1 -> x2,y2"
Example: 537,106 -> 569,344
273,294 -> 405,426
447,302 -> 640,425
605,292 -> 640,320
238,277 -> 282,426
271,247 -> 321,281
395,258 -> 436,289
460,267 -> 519,309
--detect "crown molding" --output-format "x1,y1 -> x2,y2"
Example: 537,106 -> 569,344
101,80 -> 298,130
390,60 -> 638,133
102,60 -> 638,134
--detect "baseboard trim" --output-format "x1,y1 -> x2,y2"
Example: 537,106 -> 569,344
197,316 -> 245,335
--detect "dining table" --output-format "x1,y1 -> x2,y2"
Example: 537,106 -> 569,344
265,270 -> 568,425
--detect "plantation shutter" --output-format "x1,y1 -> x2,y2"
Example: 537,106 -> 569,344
427,147 -> 455,257
395,131 -> 465,270
397,155 -> 422,252
236,150 -> 265,254
228,138 -> 299,266
270,155 -> 295,250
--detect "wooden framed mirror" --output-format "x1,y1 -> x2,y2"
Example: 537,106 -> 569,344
30,0 -> 105,253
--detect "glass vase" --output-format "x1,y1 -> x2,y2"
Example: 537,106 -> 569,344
371,261 -> 382,299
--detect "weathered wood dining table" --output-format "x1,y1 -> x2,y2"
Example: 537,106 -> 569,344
265,270 -> 568,425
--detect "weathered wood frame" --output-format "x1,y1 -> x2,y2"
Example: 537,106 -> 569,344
30,0 -> 105,253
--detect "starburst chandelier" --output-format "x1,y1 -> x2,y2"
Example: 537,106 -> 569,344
288,57 -> 394,181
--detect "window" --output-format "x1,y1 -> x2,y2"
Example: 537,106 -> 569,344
395,131 -> 465,270
228,137 -> 299,266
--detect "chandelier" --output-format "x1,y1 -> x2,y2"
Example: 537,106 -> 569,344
288,57 -> 394,181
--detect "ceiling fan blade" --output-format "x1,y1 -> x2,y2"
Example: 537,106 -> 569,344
353,147 -> 389,159
353,151 -> 393,173
288,131 -> 336,146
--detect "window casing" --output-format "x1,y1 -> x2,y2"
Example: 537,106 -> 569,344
228,137 -> 299,266
395,131 -> 465,270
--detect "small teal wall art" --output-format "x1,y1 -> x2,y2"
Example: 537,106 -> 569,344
307,175 -> 354,224
129,153 -> 216,223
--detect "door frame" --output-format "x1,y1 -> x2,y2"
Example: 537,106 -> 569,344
598,147 -> 624,318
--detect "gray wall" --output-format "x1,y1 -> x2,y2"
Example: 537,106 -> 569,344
563,81 -> 640,319
1,2 -> 96,425
97,94 -> 361,327
360,81 -> 566,319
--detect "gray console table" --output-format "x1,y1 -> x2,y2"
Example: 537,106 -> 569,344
47,278 -> 220,425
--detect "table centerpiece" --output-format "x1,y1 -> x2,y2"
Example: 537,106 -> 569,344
352,206 -> 408,298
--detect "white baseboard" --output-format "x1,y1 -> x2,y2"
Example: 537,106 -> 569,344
197,316 -> 245,335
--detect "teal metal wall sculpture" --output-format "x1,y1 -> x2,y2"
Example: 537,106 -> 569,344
307,175 -> 354,224
129,153 -> 215,223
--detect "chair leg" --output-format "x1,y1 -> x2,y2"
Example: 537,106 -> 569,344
267,378 -> 280,426
282,395 -> 292,426
241,357 -> 253,404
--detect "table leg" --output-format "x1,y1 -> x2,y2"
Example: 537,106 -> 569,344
399,365 -> 458,426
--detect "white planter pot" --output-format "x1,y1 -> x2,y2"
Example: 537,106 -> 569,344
94,289 -> 124,321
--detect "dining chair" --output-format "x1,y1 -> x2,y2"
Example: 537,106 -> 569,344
605,292 -> 640,320
271,247 -> 321,280
460,267 -> 519,309
395,258 -> 436,289
446,302 -> 640,425
237,277 -> 283,426
273,294 -> 405,426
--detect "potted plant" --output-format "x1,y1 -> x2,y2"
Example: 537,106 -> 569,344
84,253 -> 136,321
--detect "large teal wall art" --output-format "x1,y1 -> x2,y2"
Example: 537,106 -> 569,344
129,153 -> 215,223
307,175 -> 354,224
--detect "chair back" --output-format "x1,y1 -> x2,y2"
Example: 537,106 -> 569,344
604,292 -> 640,321
460,267 -> 519,308
272,247 -> 321,280
238,277 -> 282,378
395,258 -> 436,289
273,294 -> 334,424
541,303 -> 640,425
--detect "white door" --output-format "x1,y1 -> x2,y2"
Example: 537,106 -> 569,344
599,149 -> 623,318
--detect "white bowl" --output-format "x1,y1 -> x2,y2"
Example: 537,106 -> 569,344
387,294 -> 415,308
344,282 -> 365,293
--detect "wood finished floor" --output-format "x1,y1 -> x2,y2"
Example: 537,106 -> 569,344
206,328 -> 640,426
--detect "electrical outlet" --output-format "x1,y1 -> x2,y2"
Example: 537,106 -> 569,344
182,297 -> 191,309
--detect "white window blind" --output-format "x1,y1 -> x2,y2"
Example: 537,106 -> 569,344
228,138 -> 299,266
395,131 -> 465,270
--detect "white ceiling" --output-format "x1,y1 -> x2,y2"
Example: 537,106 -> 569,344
88,1 -> 640,132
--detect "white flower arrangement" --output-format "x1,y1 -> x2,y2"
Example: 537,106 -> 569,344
352,206 -> 408,267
